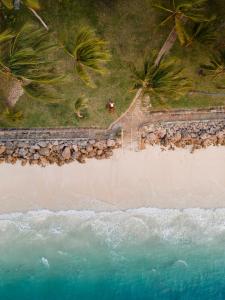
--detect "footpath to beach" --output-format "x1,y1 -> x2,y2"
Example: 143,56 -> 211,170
0,104 -> 225,166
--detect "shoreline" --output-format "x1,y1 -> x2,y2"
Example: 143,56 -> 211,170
0,146 -> 225,213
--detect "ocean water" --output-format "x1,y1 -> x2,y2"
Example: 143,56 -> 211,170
1,208 -> 225,300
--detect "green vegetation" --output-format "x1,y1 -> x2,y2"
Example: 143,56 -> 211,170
0,0 -> 225,128
201,50 -> 225,80
63,27 -> 110,88
130,54 -> 190,105
74,96 -> 89,119
0,24 -> 63,107
154,0 -> 210,46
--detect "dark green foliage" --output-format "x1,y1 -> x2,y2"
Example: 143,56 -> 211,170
154,0 -> 212,46
130,52 -> 191,102
201,50 -> 225,78
63,27 -> 110,87
0,23 -> 64,100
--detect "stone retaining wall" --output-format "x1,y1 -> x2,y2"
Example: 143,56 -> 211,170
0,128 -> 122,166
140,120 -> 225,152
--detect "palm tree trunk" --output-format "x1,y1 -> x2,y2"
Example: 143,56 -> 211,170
28,8 -> 49,31
155,26 -> 177,66
6,78 -> 24,107
155,16 -> 187,66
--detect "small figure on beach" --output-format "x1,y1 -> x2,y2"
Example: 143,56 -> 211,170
106,99 -> 115,113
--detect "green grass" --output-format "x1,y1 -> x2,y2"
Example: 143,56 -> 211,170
0,0 -> 225,127
151,94 -> 225,110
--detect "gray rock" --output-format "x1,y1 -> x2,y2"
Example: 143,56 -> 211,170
94,141 -> 106,150
62,147 -> 71,160
0,146 -> 6,155
33,153 -> 40,160
6,149 -> 14,155
107,139 -> 116,147
31,144 -> 40,150
5,142 -> 14,149
53,141 -> 59,146
97,149 -> 103,156
157,128 -> 167,139
89,140 -> 96,145
18,148 -> 28,158
79,141 -> 88,147
38,141 -> 47,148
72,151 -> 80,160
86,145 -> 93,152
148,133 -> 157,144
39,147 -> 50,156
72,145 -> 78,152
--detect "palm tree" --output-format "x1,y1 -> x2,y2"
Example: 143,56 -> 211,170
130,53 -> 190,104
0,23 -> 63,107
201,50 -> 225,79
154,0 -> 210,46
63,27 -> 110,88
74,96 -> 89,118
184,21 -> 216,47
0,0 -> 48,30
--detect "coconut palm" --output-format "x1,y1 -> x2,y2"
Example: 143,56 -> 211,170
0,23 -> 63,107
154,0 -> 210,46
74,96 -> 89,118
201,50 -> 225,79
130,53 -> 190,103
63,27 -> 110,88
184,21 -> 216,47
0,0 -> 48,30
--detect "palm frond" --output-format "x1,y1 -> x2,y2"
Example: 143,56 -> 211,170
23,83 -> 63,103
0,0 -> 14,9
24,0 -> 40,10
175,16 -> 187,46
0,29 -> 14,44
154,0 -> 210,30
201,50 -> 225,77
188,22 -> 216,46
130,54 -> 191,101
74,96 -> 89,118
0,23 -> 64,105
63,27 -> 110,87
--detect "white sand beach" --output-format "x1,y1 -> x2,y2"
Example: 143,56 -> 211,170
0,146 -> 225,213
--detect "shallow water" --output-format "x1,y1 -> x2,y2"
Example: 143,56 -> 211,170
1,208 -> 225,299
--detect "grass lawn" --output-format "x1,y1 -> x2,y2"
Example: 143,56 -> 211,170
0,0 -> 225,128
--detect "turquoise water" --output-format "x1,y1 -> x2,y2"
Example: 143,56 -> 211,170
1,208 -> 225,299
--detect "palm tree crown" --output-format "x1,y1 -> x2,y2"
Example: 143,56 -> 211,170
130,53 -> 190,102
154,0 -> 210,46
63,27 -> 110,88
184,21 -> 216,47
0,23 -> 63,105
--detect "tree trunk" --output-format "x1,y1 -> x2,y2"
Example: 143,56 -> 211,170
155,26 -> 177,66
155,16 -> 187,66
28,8 -> 49,31
6,78 -> 24,107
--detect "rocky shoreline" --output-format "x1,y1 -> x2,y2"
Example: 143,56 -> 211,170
0,120 -> 225,167
0,138 -> 122,167
140,120 -> 225,151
